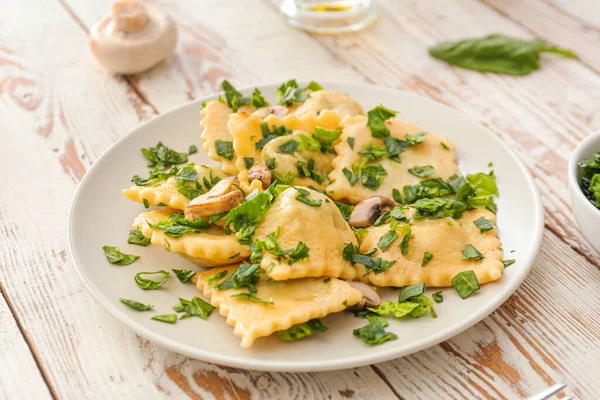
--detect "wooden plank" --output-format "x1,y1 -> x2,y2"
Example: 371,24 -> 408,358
0,287 -> 53,400
0,0 -> 397,398
481,0 -> 600,73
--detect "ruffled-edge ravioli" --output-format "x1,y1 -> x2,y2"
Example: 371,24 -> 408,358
196,265 -> 363,347
133,209 -> 250,267
200,101 -> 239,175
254,187 -> 365,281
228,109 -> 343,192
122,164 -> 229,210
327,116 -> 458,204
361,208 -> 503,287
292,90 -> 365,119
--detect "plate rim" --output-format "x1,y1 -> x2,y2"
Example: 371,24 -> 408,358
67,81 -> 545,372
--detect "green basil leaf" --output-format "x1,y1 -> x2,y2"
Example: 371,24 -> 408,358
305,81 -> 323,91
277,79 -> 309,105
432,291 -> 443,303
174,296 -> 215,320
347,137 -> 355,150
279,139 -> 299,154
296,193 -> 322,207
135,270 -> 170,290
334,201 -> 354,221
353,314 -> 398,345
288,242 -> 310,264
207,270 -> 228,287
225,191 -> 274,241
151,314 -> 177,324
398,283 -> 426,303
216,263 -> 262,293
367,104 -> 397,138
214,140 -> 235,161
140,142 -> 188,169
422,251 -> 433,267
278,318 -> 328,341
378,230 -> 398,251
256,123 -> 292,149
352,254 -> 396,275
428,34 -> 577,76
120,298 -> 153,311
251,88 -> 270,108
175,165 -> 199,181
127,230 -> 150,247
221,80 -> 252,111
231,293 -> 273,305
451,270 -> 480,299
243,157 -> 254,169
473,216 -> 494,233
462,244 -> 485,261
408,165 -> 436,178
502,259 -> 516,268
188,145 -> 198,155
172,269 -> 196,283
313,126 -> 342,150
102,246 -> 139,266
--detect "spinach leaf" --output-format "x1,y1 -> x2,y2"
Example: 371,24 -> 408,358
422,251 -> 433,267
367,104 -> 397,138
279,139 -> 299,154
411,198 -> 467,220
462,244 -> 485,261
207,270 -> 228,287
473,216 -> 494,233
141,142 -> 188,169
175,164 -> 199,181
432,291 -> 443,303
102,246 -> 139,266
313,127 -> 342,151
398,283 -> 426,303
408,165 -> 436,178
502,259 -> 516,268
429,34 -> 577,76
135,270 -> 170,290
243,157 -> 254,169
216,263 -> 262,293
278,318 -> 328,341
451,270 -> 480,299
225,191 -> 274,241
352,254 -> 396,275
277,79 -> 321,105
188,145 -> 198,154
378,230 -> 398,251
392,188 -> 402,203
173,297 -> 215,320
120,298 -> 153,311
353,314 -> 398,345
214,140 -> 235,161
334,201 -> 354,221
151,314 -> 177,324
256,123 -> 292,149
231,293 -> 273,305
358,164 -> 388,190
347,137 -> 355,149
251,88 -> 270,108
127,230 -> 150,247
369,294 -> 434,319
297,158 -> 325,184
148,212 -> 210,238
172,269 -> 196,283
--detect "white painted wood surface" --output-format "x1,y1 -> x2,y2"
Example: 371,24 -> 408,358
1,0 -> 599,398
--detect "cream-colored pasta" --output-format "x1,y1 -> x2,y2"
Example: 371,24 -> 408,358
253,187 -> 365,281
361,208 -> 503,287
327,115 -> 458,204
200,101 -> 239,175
122,164 -> 229,210
133,209 -> 250,267
292,90 -> 365,118
196,265 -> 363,347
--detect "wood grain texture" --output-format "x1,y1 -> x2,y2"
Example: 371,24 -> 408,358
0,0 -> 598,398
0,287 -> 53,400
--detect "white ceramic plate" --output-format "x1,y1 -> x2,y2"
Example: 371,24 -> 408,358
68,82 -> 544,372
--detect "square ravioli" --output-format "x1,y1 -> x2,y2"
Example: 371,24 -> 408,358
327,115 -> 458,204
196,265 -> 363,347
360,208 -> 503,287
254,187 -> 365,281
122,164 -> 229,210
133,209 -> 250,267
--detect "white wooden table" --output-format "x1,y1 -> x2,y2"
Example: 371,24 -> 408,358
2,0 -> 600,398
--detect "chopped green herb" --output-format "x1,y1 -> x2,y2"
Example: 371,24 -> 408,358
148,212 -> 211,238
368,294 -> 435,319
342,167 -> 359,186
277,80 -> 321,105
473,216 -> 494,233
102,246 -> 139,266
462,244 -> 485,261
175,164 -> 199,181
279,139 -> 299,154
135,270 -> 170,290
172,269 -> 196,284
243,157 -> 254,169
313,127 -> 342,151
358,142 -> 388,161
231,293 -> 273,305
214,140 -> 235,161
451,271 -> 480,299
422,252 -> 433,267
216,263 -> 262,294
347,137 -> 355,149
411,198 -> 467,220
141,142 -> 188,170
297,158 -> 325,184
358,164 -> 388,190
323,278 -> 331,283
173,297 -> 215,320
408,165 -> 436,178
352,254 -> 396,275
143,198 -> 150,209
207,270 -> 228,287
378,230 -> 398,251
127,230 -> 150,247
225,191 -> 274,241
432,291 -> 443,303
441,142 -> 450,150
251,87 -> 270,108
295,192 -> 323,207
288,242 -> 310,264
334,202 -> 354,221
188,145 -> 198,155
502,259 -> 516,268
221,80 -> 250,111
120,298 -> 153,311
305,81 -> 323,91
353,314 -> 398,345
278,318 -> 328,341
256,123 -> 292,149
392,188 -> 402,203
151,314 -> 177,324
367,104 -> 398,138
342,242 -> 361,262
398,283 -> 426,302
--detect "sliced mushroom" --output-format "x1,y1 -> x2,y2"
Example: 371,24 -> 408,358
247,163 -> 272,189
345,281 -> 381,310
348,196 -> 395,228
184,177 -> 242,222
255,105 -> 289,119
90,0 -> 177,74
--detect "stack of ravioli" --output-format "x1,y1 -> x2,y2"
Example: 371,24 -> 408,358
122,81 -> 504,348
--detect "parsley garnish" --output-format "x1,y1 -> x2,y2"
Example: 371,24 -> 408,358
422,252 -> 433,267
398,283 -> 426,302
131,165 -> 181,186
347,137 -> 355,149
135,270 -> 170,290
411,198 -> 467,220
279,318 -> 328,341
216,263 -> 262,294
214,140 -> 235,161
231,293 -> 273,305
313,127 -> 342,151
367,104 -> 398,138
358,141 -> 388,161
127,230 -> 150,247
432,291 -> 443,303
297,158 -> 325,183
408,165 -> 436,178
225,191 -> 274,241
141,142 -> 188,169
251,88 -> 270,108
399,226 -> 411,255
120,298 -> 153,311
152,314 -> 177,324
222,81 -> 269,111
378,230 -> 398,251
473,216 -> 494,233
256,123 -> 292,149
277,79 -> 322,105
353,314 -> 398,345
352,254 -> 396,275
334,201 -> 354,221
451,271 -> 480,299
462,244 -> 484,261
148,212 -> 211,238
403,178 -> 453,203
172,269 -> 196,283
102,246 -> 139,266
173,297 -> 215,320
342,167 -> 359,186
294,187 -> 323,207
288,242 -> 310,264
279,139 -> 299,154
357,164 -> 388,190
502,259 -> 516,268
188,145 -> 198,154
243,157 -> 254,169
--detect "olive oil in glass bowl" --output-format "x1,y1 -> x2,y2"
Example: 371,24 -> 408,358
279,0 -> 378,33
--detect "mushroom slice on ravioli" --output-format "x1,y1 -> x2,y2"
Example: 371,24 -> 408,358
133,209 -> 249,267
123,164 -> 229,210
253,187 -> 365,281
227,109 -> 344,192
327,115 -> 458,204
196,265 -> 363,347
360,208 -> 503,287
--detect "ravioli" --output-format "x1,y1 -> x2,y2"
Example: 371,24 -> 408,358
292,90 -> 365,118
122,164 -> 229,210
228,109 -> 343,192
133,209 -> 249,267
360,208 -> 503,287
253,187 -> 365,281
327,116 -> 458,204
196,265 -> 363,347
200,101 -> 239,175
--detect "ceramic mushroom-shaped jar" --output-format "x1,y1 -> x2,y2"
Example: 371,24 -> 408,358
90,0 -> 177,74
